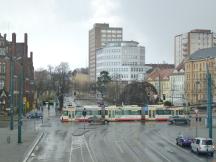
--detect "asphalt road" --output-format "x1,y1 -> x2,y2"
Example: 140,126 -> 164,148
26,106 -> 216,162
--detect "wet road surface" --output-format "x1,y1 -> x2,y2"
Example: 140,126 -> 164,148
25,105 -> 216,162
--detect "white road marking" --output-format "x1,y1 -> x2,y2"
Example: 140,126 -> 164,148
146,142 -> 172,162
81,139 -> 84,162
115,141 -> 124,153
69,135 -> 73,162
84,135 -> 95,162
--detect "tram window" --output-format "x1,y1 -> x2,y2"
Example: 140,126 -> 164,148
171,110 -> 174,115
124,110 -> 129,115
63,111 -> 68,116
164,110 -> 171,115
75,111 -> 82,117
87,111 -> 91,115
156,110 -> 171,115
115,110 -> 122,115
179,110 -> 183,115
98,110 -> 107,115
130,110 -> 140,115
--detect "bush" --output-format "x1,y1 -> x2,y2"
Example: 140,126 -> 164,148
163,101 -> 172,106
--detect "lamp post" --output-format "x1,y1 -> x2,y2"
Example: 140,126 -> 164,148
9,58 -> 14,130
18,61 -> 23,143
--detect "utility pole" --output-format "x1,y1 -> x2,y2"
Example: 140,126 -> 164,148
207,65 -> 212,138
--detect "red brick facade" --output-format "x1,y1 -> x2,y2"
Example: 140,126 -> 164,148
0,33 -> 34,112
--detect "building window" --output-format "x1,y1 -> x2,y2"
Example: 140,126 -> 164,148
0,80 -> 4,89
2,63 -> 5,73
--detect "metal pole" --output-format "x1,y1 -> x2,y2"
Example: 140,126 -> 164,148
84,116 -> 85,130
9,59 -> 14,130
207,65 -> 212,138
18,63 -> 23,143
159,74 -> 161,101
196,117 -> 198,137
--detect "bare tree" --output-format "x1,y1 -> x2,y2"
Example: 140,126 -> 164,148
54,62 -> 71,110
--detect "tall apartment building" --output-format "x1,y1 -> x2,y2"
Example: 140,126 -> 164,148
174,29 -> 216,67
89,23 -> 123,81
96,41 -> 147,82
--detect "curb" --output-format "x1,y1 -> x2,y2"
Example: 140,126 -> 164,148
21,131 -> 44,162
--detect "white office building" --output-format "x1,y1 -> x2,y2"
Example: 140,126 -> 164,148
169,68 -> 185,106
89,23 -> 123,81
96,41 -> 149,82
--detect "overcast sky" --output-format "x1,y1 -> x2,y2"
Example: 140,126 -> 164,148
1,0 -> 216,70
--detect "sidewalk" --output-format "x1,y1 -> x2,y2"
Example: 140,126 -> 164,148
0,127 -> 41,162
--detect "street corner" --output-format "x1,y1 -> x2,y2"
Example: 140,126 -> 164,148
22,131 -> 44,162
72,129 -> 89,136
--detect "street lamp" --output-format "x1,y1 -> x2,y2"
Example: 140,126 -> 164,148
5,56 -> 22,130
18,60 -> 24,143
9,57 -> 15,130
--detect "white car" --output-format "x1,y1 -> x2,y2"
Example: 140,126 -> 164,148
191,137 -> 214,156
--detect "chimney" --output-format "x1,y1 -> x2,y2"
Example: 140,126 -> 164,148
4,34 -> 7,40
24,33 -> 28,44
30,51 -> 33,59
12,33 -> 16,43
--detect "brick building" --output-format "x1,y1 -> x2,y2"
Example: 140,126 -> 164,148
0,33 -> 34,113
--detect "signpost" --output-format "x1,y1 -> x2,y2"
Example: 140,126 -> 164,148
82,108 -> 87,130
194,109 -> 199,137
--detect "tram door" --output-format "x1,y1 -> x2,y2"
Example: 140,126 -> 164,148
149,110 -> 155,119
69,111 -> 75,120
152,110 -> 155,118
72,111 -> 75,118
109,110 -> 115,118
175,110 -> 179,116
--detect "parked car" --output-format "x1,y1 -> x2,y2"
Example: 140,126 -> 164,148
27,111 -> 43,119
88,116 -> 109,124
191,137 -> 214,156
176,134 -> 193,147
168,116 -> 190,125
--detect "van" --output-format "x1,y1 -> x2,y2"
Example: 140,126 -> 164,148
191,137 -> 214,156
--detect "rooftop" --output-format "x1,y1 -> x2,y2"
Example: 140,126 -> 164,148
189,47 -> 216,60
147,68 -> 174,81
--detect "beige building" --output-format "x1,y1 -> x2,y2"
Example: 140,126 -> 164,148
185,47 -> 216,105
146,68 -> 174,101
89,23 -> 123,81
174,29 -> 216,67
